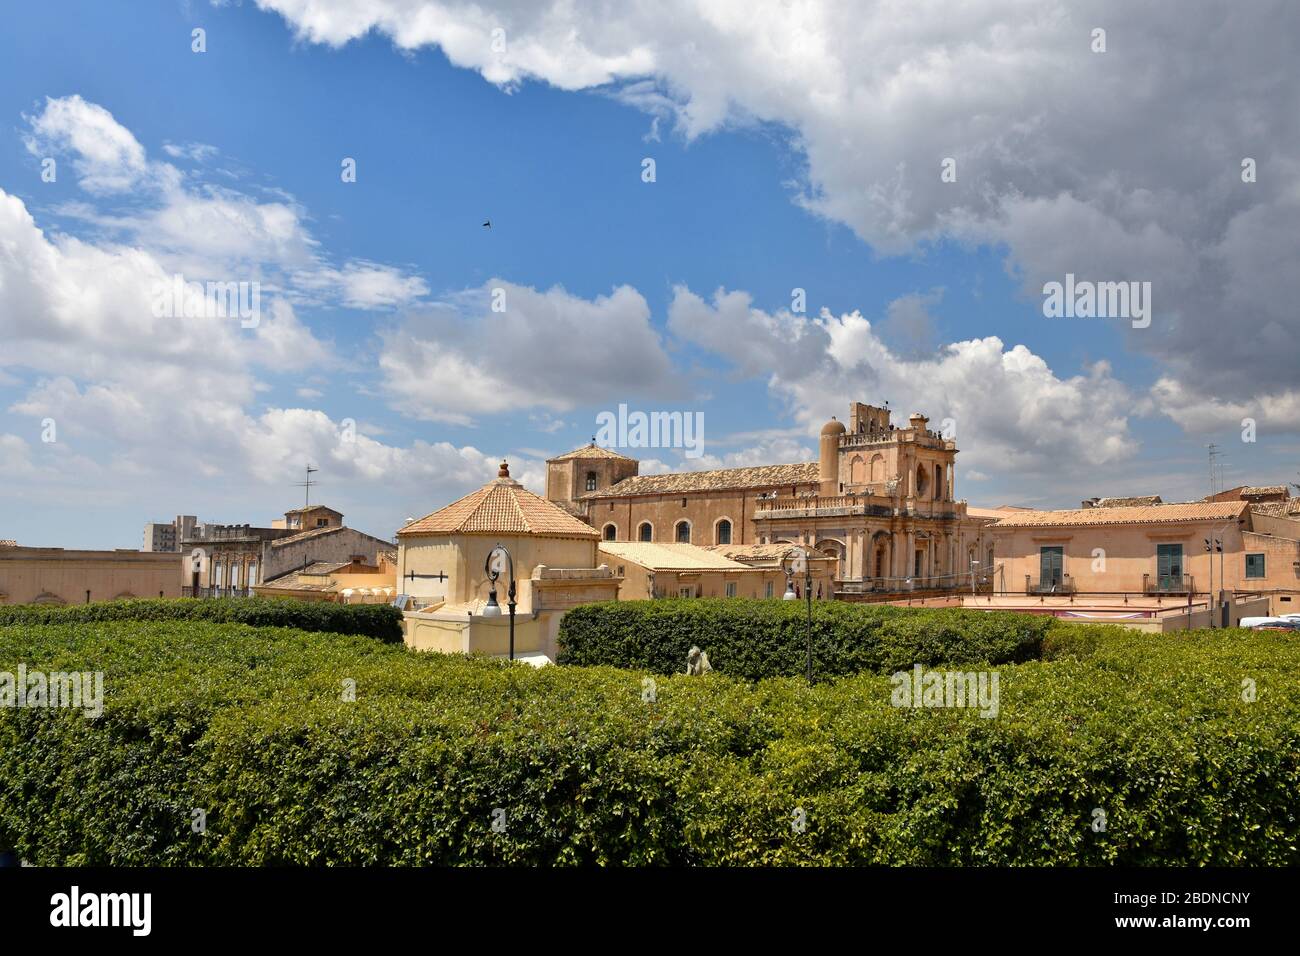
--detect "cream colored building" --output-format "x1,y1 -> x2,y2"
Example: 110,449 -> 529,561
0,543 -> 180,605
992,497 -> 1300,616
396,462 -> 622,661
548,402 -> 996,595
598,541 -> 836,600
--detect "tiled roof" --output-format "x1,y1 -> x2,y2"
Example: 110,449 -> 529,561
1242,486 -> 1288,497
581,462 -> 819,498
599,541 -> 751,571
1250,499 -> 1300,518
299,561 -> 353,576
706,543 -> 837,566
283,504 -> 342,515
268,526 -> 345,548
548,443 -> 638,462
399,476 -> 600,539
993,501 -> 1248,529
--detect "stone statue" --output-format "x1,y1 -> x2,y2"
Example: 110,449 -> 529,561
686,646 -> 713,675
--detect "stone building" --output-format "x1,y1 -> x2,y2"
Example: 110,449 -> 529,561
397,462 -> 622,660
991,495 -> 1300,616
181,505 -> 392,596
599,541 -> 836,601
0,543 -> 180,605
548,402 -> 995,594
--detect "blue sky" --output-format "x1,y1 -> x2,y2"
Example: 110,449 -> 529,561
1,0 -> 1296,548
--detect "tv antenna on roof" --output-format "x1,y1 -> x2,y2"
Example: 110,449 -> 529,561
295,465 -> 319,509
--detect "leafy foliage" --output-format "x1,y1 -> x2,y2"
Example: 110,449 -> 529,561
0,597 -> 402,643
1,618 -> 1295,865
557,598 -> 1050,679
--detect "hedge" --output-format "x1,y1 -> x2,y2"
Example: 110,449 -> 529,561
1,619 -> 1296,865
0,597 -> 403,643
556,599 -> 1051,679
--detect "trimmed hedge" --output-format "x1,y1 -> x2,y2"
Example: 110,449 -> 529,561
1,619 -> 1296,865
0,597 -> 403,643
557,598 -> 1051,679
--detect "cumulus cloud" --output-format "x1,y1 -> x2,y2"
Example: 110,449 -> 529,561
250,0 -> 1300,417
669,286 -> 1138,478
379,280 -> 685,425
24,94 -> 148,193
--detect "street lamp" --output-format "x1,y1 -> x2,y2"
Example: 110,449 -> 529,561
782,546 -> 815,683
483,545 -> 517,660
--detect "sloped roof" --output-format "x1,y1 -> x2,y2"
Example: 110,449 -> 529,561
993,501 -> 1248,529
581,462 -> 819,499
284,504 -> 342,515
548,443 -> 638,463
1242,486 -> 1288,497
706,543 -> 837,566
399,474 -> 600,539
268,526 -> 345,548
1251,499 -> 1300,518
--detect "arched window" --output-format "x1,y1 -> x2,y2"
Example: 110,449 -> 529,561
675,520 -> 691,544
934,464 -> 942,499
638,522 -> 653,542
603,523 -> 617,541
870,454 -> 885,483
585,471 -> 598,492
849,455 -> 866,484
916,464 -> 929,498
715,518 -> 732,545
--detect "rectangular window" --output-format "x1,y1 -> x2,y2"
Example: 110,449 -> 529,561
725,582 -> 737,597
765,581 -> 774,598
1156,543 -> 1183,590
678,587 -> 693,599
1039,546 -> 1064,587
1245,553 -> 1266,579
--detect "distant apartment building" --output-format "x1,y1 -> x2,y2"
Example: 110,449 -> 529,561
142,515 -> 198,552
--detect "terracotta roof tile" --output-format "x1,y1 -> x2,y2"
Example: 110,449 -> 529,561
582,462 -> 819,498
1250,499 -> 1300,518
548,443 -> 638,462
399,477 -> 600,539
993,501 -> 1248,529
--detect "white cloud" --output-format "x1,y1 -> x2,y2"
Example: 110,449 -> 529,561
379,280 -> 684,425
24,94 -> 148,193
669,286 -> 1138,478
250,0 -> 1300,421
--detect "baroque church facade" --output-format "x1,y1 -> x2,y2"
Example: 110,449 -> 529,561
547,402 -> 996,593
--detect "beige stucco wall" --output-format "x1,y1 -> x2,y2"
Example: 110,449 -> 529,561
994,518 -> 1300,609
0,548 -> 181,604
397,534 -> 598,610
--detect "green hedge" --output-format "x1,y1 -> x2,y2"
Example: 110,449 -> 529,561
1,619 -> 1296,865
556,599 -> 1051,679
0,597 -> 402,643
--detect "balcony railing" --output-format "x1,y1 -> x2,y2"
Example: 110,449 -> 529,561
1026,577 -> 1076,595
753,494 -> 897,519
1143,574 -> 1195,595
183,586 -> 255,599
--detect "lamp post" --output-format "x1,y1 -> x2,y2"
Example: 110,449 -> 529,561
482,545 -> 516,660
1203,536 -> 1215,627
782,546 -> 815,683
